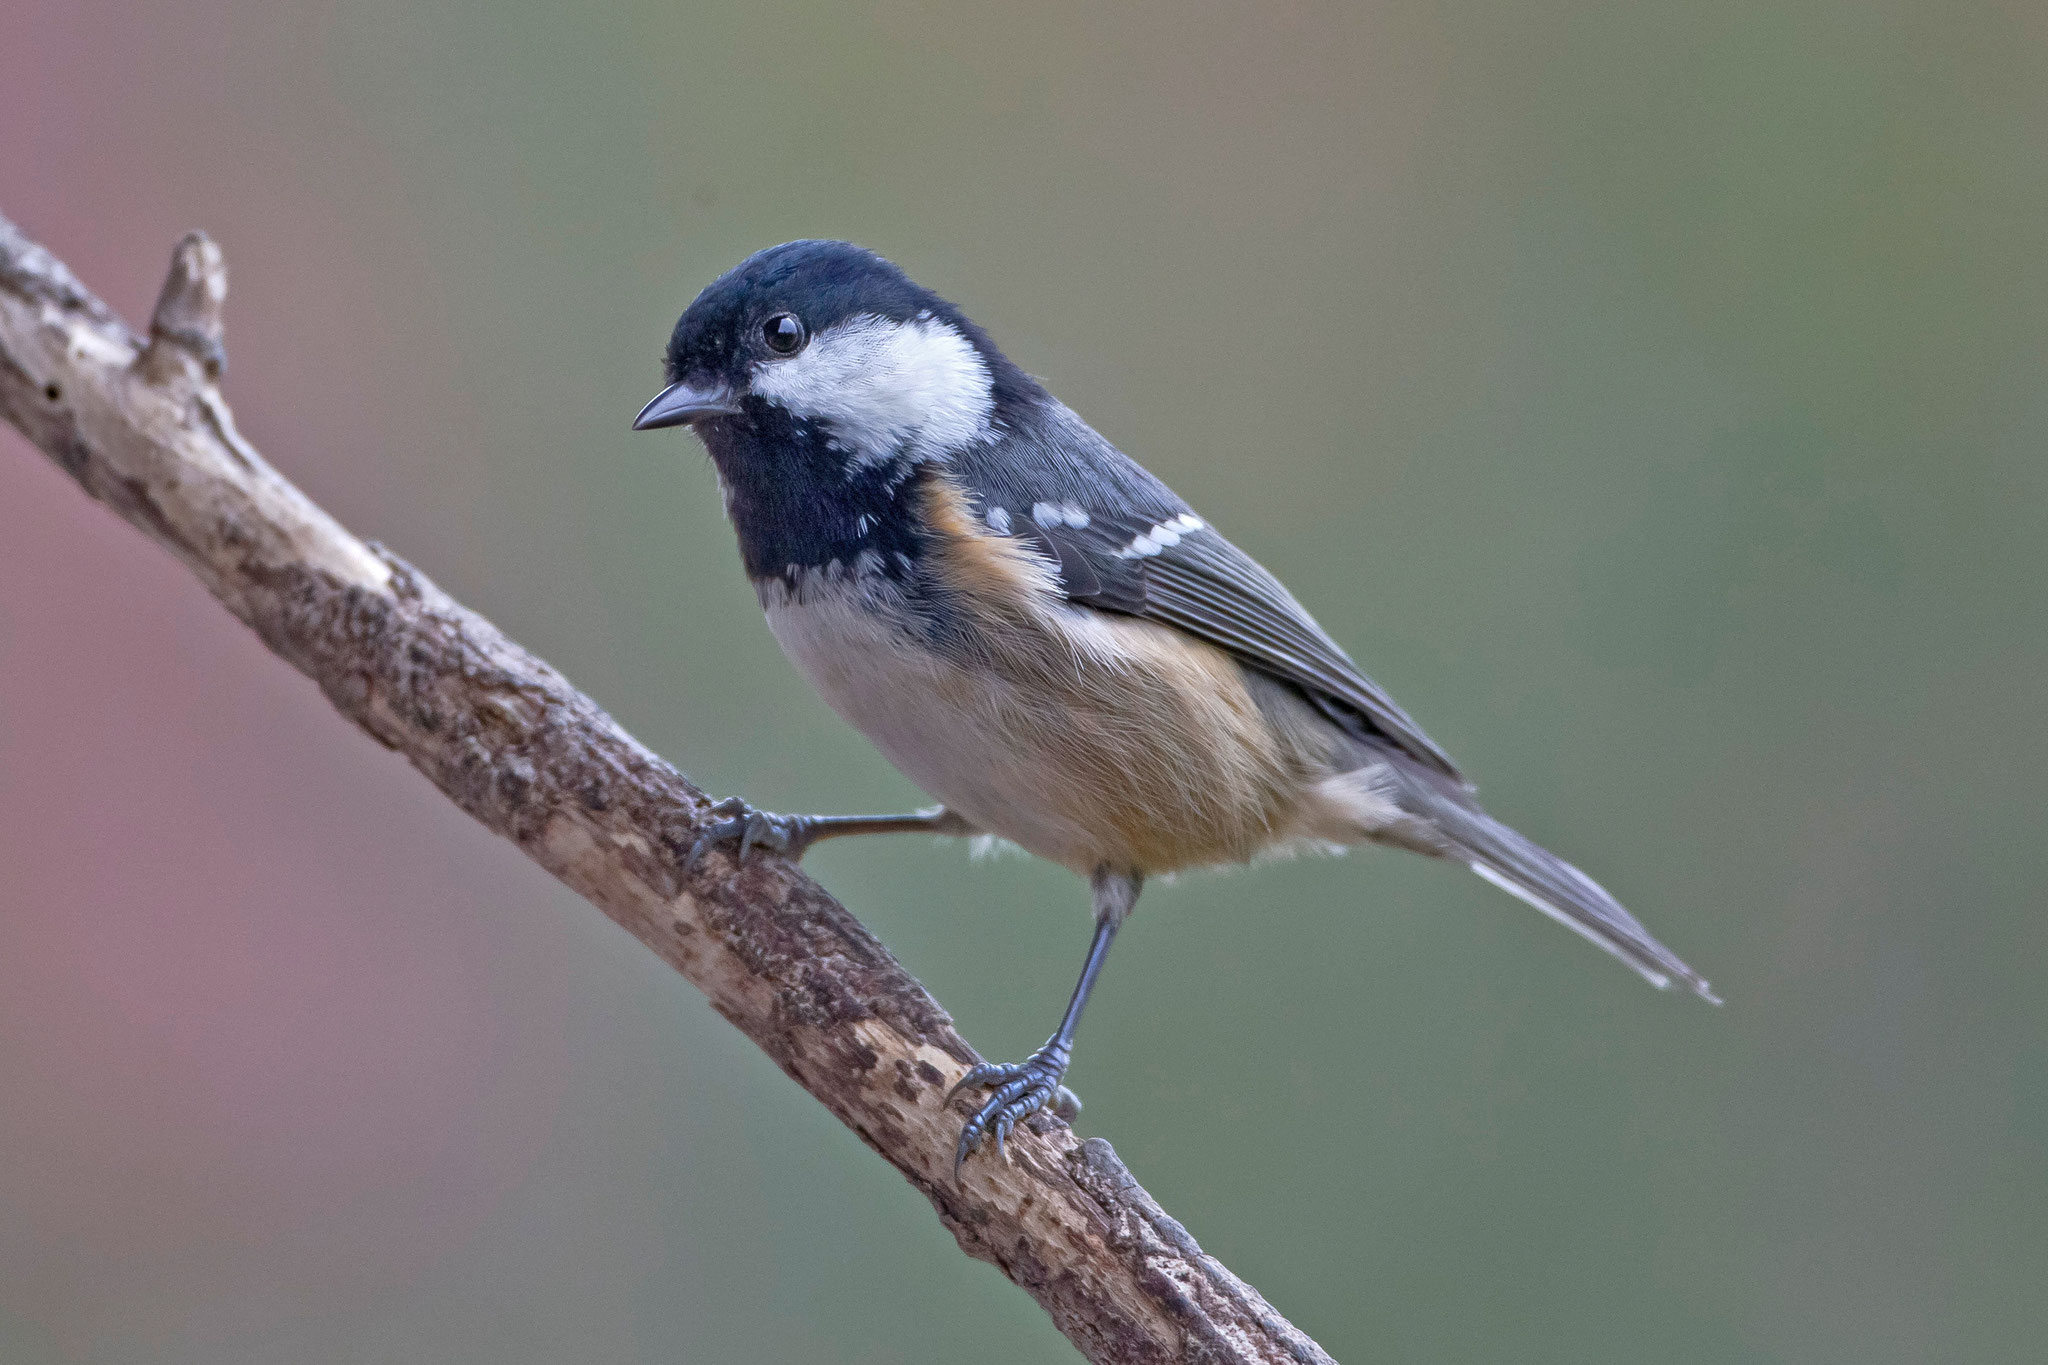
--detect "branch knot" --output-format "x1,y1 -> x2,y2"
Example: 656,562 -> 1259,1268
143,231 -> 228,380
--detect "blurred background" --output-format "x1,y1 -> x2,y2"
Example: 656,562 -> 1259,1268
3,2 -> 2044,1361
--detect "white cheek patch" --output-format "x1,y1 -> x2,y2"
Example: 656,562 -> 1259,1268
751,312 -> 994,465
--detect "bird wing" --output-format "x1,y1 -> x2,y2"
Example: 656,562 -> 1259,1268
945,415 -> 1465,781
1027,505 -> 1463,781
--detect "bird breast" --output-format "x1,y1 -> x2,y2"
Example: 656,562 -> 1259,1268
757,487 -> 1353,876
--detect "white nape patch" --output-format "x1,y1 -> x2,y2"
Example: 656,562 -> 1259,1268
751,313 -> 993,466
986,505 -> 1012,534
1467,862 -> 1674,990
1115,512 -> 1205,559
1031,501 -> 1091,530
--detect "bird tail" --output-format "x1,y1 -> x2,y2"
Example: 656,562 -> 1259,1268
1391,772 -> 1720,1003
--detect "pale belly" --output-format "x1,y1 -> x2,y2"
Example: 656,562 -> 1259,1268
762,583 -> 1362,875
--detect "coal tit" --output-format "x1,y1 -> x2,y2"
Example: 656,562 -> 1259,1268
634,240 -> 1716,1174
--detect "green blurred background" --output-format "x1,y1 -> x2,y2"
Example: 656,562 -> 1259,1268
3,3 -> 2044,1361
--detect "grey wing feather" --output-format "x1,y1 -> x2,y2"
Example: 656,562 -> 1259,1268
1128,530 -> 1463,779
948,404 -> 1465,781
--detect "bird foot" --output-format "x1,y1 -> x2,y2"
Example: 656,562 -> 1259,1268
948,1042 -> 1082,1177
686,797 -> 821,869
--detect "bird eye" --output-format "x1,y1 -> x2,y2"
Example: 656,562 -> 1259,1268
762,313 -> 806,355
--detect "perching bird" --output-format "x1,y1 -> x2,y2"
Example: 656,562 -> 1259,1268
634,240 -> 1717,1175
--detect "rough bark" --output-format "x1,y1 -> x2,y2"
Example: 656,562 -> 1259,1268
0,212 -> 1336,1365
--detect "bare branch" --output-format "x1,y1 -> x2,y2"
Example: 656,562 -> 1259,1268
0,212 -> 1336,1364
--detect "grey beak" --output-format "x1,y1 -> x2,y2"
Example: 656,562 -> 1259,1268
632,379 -> 742,430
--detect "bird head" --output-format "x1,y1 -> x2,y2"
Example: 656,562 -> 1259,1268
635,240 -> 1032,469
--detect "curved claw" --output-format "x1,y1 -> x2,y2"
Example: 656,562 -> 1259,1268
948,1044 -> 1077,1180
943,1061 -> 1008,1107
685,798 -> 818,871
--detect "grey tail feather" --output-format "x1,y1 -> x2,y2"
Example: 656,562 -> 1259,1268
1399,778 -> 1720,1004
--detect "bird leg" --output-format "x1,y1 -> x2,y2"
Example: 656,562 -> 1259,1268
685,798 -> 974,868
949,868 -> 1141,1178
